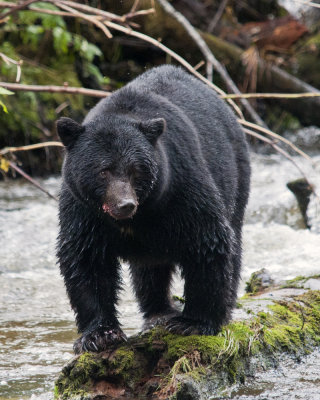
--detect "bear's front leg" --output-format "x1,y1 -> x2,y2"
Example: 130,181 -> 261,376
58,191 -> 126,353
70,256 -> 126,354
166,220 -> 237,335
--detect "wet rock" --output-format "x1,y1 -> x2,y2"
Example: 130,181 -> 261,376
307,194 -> 320,234
176,379 -> 202,400
245,268 -> 274,294
287,178 -> 314,228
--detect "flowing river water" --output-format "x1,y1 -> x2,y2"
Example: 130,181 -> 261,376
1,152 -> 320,400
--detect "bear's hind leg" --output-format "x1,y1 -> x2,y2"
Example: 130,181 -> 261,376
130,262 -> 179,329
166,223 -> 236,335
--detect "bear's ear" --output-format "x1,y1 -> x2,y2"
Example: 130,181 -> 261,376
138,118 -> 166,145
56,117 -> 84,148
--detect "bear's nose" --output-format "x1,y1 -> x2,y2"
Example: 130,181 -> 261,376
118,200 -> 136,215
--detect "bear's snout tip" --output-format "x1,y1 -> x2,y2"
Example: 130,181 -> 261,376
118,199 -> 137,215
102,199 -> 138,220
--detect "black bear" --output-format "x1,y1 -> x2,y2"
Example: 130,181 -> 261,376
56,65 -> 250,354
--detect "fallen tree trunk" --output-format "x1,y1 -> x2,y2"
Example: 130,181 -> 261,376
55,279 -> 320,399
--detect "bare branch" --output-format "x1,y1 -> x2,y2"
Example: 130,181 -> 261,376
223,92 -> 320,99
7,160 -> 58,201
0,0 -> 39,19
156,0 -> 267,128
1,141 -> 63,156
53,1 -> 113,39
102,19 -> 244,119
243,127 -> 312,184
0,1 -> 155,22
208,0 -> 229,33
0,52 -> 22,82
239,119 -> 313,162
56,0 -> 135,22
0,82 -> 110,97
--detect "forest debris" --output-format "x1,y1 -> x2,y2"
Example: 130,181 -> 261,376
157,0 -> 266,128
230,16 -> 308,50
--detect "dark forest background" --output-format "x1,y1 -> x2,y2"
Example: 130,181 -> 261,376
1,0 -> 320,177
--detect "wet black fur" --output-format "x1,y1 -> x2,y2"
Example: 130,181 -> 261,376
57,65 -> 251,353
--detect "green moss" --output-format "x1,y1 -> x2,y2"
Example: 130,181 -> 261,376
281,275 -> 307,288
55,353 -> 106,400
281,275 -> 320,289
55,291 -> 320,399
245,271 -> 265,294
165,334 -> 226,363
110,347 -> 137,384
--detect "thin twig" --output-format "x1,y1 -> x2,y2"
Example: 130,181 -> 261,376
0,1 -> 155,22
243,128 -> 311,183
0,82 -> 110,97
121,8 -> 155,21
156,0 -> 266,128
130,0 -> 140,14
194,60 -> 205,71
0,0 -> 244,120
102,19 -> 244,119
57,0 -> 131,22
239,119 -> 313,162
8,160 -> 58,201
223,92 -> 320,99
208,0 -> 229,33
29,6 -> 73,17
0,52 -> 22,82
53,1 -> 113,39
1,141 -> 63,156
0,0 -> 39,19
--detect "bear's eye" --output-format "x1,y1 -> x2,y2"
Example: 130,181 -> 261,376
100,169 -> 110,178
129,167 -> 141,180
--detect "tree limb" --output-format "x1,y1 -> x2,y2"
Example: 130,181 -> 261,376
1,141 -> 63,156
207,0 -> 229,33
223,92 -> 320,99
239,119 -> 313,162
156,0 -> 267,128
7,160 -> 58,200
0,82 -> 110,97
0,0 -> 39,20
53,1 -> 113,39
243,128 -> 312,186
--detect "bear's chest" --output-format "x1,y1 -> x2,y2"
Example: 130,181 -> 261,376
115,220 -> 177,262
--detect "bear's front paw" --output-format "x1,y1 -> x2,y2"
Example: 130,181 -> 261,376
73,326 -> 127,354
142,310 -> 181,332
166,316 -> 217,336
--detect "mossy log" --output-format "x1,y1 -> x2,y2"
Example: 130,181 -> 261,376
55,282 -> 320,400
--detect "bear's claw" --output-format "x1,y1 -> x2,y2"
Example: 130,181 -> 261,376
73,326 -> 127,354
142,310 -> 181,332
166,316 -> 217,336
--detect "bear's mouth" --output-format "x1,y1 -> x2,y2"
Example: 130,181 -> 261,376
102,202 -> 137,220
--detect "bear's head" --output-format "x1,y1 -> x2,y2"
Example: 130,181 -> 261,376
56,114 -> 166,220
